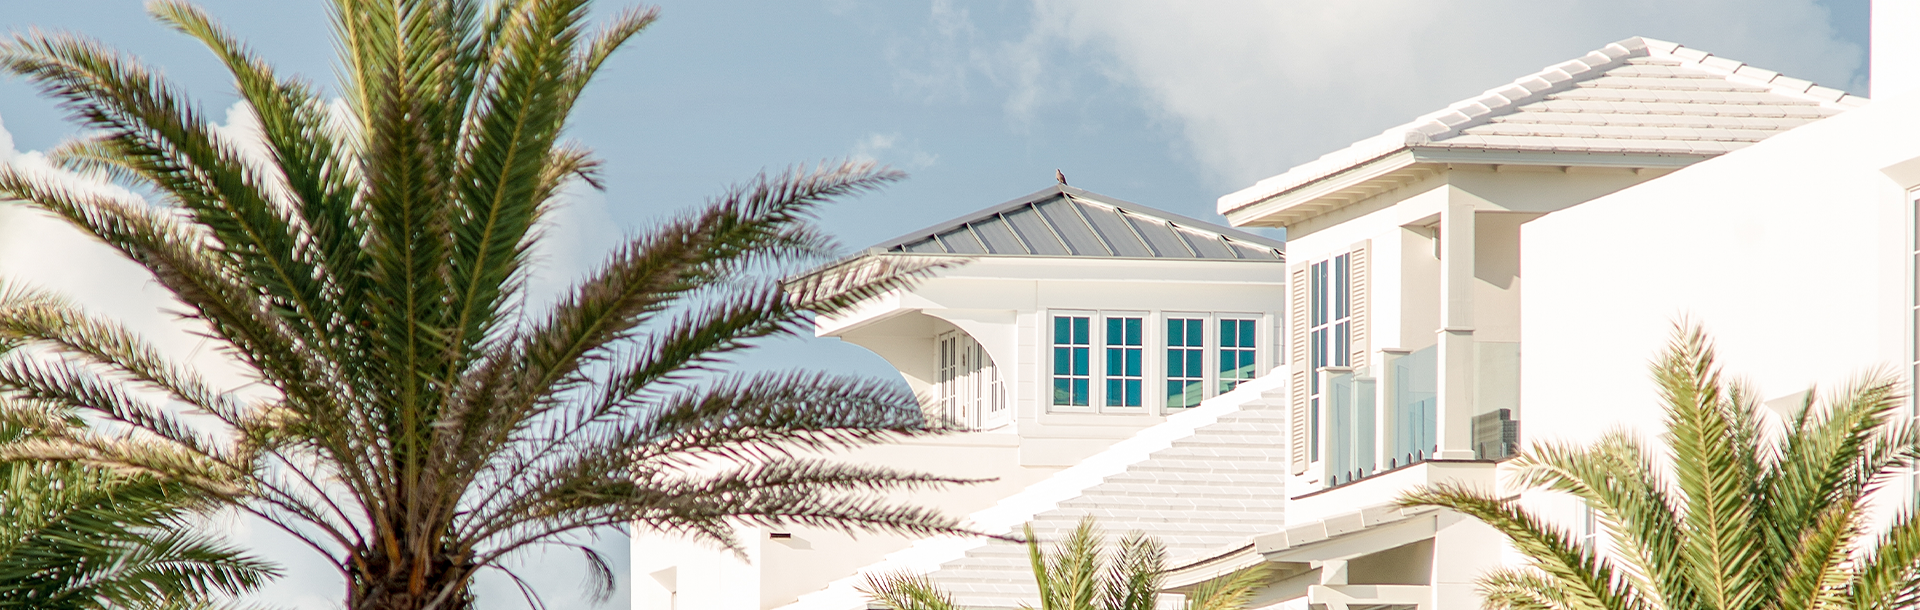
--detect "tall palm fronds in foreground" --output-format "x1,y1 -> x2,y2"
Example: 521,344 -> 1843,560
0,427 -> 277,610
1401,324 -> 1920,610
862,517 -> 1268,610
0,1 -> 977,608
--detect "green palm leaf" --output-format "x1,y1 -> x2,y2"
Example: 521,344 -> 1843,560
1401,322 -> 1919,610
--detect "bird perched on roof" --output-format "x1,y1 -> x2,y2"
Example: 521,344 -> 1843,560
1055,169 -> 1068,186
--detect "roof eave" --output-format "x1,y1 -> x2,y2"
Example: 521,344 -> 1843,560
1218,35 -> 1869,229
1221,146 -> 1715,229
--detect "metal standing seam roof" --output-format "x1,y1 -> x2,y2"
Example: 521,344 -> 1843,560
874,185 -> 1285,262
1219,36 -> 1866,216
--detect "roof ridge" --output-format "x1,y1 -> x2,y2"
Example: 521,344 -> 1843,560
850,185 -> 1284,262
773,373 -> 1287,610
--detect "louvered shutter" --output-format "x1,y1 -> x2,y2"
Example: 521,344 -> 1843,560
1288,262 -> 1310,475
1349,240 -> 1371,368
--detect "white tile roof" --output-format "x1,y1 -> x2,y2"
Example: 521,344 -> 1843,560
1218,36 -> 1864,216
777,374 -> 1288,610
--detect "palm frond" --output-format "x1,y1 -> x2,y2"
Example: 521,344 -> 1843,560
1407,322 -> 1917,610
1181,564 -> 1268,610
1399,485 -> 1643,610
861,571 -> 960,610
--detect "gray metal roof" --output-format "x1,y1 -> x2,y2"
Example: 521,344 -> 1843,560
870,185 -> 1285,261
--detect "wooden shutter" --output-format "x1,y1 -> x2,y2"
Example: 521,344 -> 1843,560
1288,262 -> 1310,475
1349,240 -> 1371,368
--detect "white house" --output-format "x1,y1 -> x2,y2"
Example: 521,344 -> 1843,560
1179,33 -> 1873,610
631,185 -> 1295,610
634,5 -> 1920,609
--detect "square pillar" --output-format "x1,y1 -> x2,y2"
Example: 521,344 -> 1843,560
1436,200 -> 1477,460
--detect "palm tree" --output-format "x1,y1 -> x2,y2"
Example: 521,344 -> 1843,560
0,1 -> 976,609
862,517 -> 1268,610
0,433 -> 277,610
1400,324 -> 1920,610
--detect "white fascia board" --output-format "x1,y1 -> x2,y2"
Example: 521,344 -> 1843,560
1410,148 -> 1710,168
812,290 -> 911,337
1223,147 -> 1710,230
1222,150 -> 1420,227
1161,544 -> 1263,590
1255,514 -> 1439,563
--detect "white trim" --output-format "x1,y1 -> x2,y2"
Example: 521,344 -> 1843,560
1044,310 -> 1097,413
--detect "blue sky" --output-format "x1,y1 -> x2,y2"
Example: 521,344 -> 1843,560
0,0 -> 1873,608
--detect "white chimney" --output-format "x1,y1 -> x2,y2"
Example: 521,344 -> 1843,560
1873,0 -> 1920,99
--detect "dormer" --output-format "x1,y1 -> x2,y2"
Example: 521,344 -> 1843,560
1215,36 -> 1861,506
793,184 -> 1288,466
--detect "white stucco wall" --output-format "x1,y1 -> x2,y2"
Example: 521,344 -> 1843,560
632,524 -> 762,610
1521,91 -> 1920,450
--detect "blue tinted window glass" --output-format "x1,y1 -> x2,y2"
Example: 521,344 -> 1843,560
1166,316 -> 1206,408
1052,315 -> 1092,407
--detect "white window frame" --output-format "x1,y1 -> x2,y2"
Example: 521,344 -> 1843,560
1908,188 -> 1919,489
1308,254 -> 1352,464
1162,311 -> 1210,411
1048,310 -> 1097,413
1100,311 -> 1150,413
1217,314 -> 1264,394
1046,309 -> 1273,416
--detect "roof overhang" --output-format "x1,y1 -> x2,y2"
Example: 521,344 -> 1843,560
1221,146 -> 1710,228
1161,544 -> 1266,591
1254,505 -> 1442,563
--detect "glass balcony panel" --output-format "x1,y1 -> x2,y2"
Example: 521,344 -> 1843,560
1328,371 -> 1352,483
1388,345 -> 1439,469
1325,370 -> 1377,486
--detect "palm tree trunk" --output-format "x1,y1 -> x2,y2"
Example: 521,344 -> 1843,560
350,558 -> 476,610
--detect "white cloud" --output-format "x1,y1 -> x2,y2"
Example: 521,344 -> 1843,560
0,105 -> 629,609
851,131 -> 939,170
913,0 -> 1864,189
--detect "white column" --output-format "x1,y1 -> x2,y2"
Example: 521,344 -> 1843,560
1436,199 -> 1477,460
1874,0 -> 1920,100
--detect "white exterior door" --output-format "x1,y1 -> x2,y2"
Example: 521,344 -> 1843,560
936,331 -> 1009,429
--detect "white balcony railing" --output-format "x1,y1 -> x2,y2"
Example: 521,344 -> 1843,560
1325,345 -> 1439,486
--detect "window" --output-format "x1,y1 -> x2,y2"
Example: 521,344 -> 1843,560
1167,317 -> 1205,408
1051,310 -> 1265,414
1105,316 -> 1144,408
1052,315 -> 1091,407
1578,502 -> 1602,551
1219,318 -> 1257,393
937,331 -> 1005,429
1308,254 -> 1352,461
